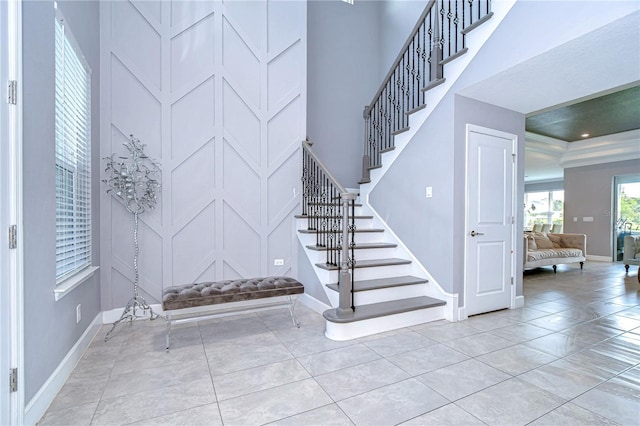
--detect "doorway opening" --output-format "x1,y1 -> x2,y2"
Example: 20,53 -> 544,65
613,175 -> 640,261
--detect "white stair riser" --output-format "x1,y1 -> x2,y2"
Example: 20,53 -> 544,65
303,247 -> 399,264
296,219 -> 375,233
328,283 -> 426,306
315,265 -> 412,284
324,305 -> 446,341
348,264 -> 415,281
296,231 -> 388,245
315,263 -> 415,282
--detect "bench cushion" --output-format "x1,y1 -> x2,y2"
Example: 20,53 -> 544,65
162,276 -> 304,311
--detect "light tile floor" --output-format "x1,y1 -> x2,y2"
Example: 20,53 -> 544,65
39,262 -> 640,425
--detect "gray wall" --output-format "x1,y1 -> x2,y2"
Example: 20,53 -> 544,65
307,0 -> 428,188
369,94 -> 523,305
307,0 -> 380,188
378,0 -> 429,79
22,0 -> 101,403
564,159 -> 640,258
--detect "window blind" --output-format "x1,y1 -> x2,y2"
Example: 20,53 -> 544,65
54,14 -> 92,282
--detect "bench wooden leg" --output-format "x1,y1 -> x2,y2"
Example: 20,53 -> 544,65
289,296 -> 300,328
580,261 -> 584,270
552,265 -> 557,273
165,312 -> 171,352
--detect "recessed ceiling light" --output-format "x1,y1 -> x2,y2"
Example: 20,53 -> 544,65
581,133 -> 590,138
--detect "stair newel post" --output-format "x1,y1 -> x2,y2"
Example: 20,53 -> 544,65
430,2 -> 443,82
337,191 -> 358,317
360,105 -> 371,184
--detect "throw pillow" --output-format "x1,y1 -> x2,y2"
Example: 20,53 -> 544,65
533,232 -> 554,249
526,235 -> 537,250
547,233 -> 562,248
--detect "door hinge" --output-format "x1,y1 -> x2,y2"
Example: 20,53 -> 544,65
511,153 -> 516,162
9,368 -> 17,393
8,225 -> 17,249
7,80 -> 17,105
512,216 -> 515,225
510,277 -> 514,285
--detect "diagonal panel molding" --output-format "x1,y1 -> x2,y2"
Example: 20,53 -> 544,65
267,150 -> 299,226
223,139 -> 261,229
267,0 -> 303,56
267,41 -> 301,111
111,0 -> 161,92
222,16 -> 261,110
172,201 -> 216,285
171,139 -> 216,228
223,80 -> 261,167
223,201 -> 261,278
102,0 -> 306,308
131,0 -> 162,29
170,1 -> 214,35
170,77 -> 216,162
267,95 -> 301,168
222,0 -> 265,55
110,55 -> 162,159
170,13 -> 215,97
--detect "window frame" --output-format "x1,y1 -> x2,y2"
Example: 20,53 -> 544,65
54,6 -> 96,294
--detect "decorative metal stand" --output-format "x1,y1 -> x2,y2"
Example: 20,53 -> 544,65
103,135 -> 161,341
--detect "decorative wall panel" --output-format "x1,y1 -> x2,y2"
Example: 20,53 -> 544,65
101,0 -> 306,309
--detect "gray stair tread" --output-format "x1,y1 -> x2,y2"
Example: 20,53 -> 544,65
323,296 -> 446,324
295,214 -> 373,219
316,258 -> 411,271
299,228 -> 384,234
326,275 -> 428,293
307,242 -> 397,251
422,77 -> 446,92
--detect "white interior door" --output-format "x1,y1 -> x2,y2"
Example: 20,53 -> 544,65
465,124 -> 515,316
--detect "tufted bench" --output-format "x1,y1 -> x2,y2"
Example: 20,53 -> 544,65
162,276 -> 304,350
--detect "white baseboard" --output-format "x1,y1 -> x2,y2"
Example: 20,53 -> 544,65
586,255 -> 612,262
445,294 -> 459,322
24,313 -> 102,426
298,293 -> 331,315
514,295 -> 525,309
458,307 -> 468,321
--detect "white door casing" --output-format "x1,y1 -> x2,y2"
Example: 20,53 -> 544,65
1,0 -> 23,423
0,0 -> 10,418
465,124 -> 516,316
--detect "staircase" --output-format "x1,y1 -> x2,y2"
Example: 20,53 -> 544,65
298,0 -> 502,340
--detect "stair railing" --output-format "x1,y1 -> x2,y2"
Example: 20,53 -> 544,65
360,0 -> 493,183
301,141 -> 357,316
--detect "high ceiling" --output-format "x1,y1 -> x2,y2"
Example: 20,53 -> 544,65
457,10 -> 640,183
525,85 -> 640,142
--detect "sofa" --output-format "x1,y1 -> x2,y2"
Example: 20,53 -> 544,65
524,232 -> 586,273
623,234 -> 640,282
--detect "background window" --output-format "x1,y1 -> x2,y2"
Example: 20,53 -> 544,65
525,190 -> 564,230
55,12 -> 92,282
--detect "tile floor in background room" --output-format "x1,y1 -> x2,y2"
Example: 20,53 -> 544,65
39,262 -> 640,425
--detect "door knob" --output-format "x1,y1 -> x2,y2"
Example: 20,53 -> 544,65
470,230 -> 484,237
